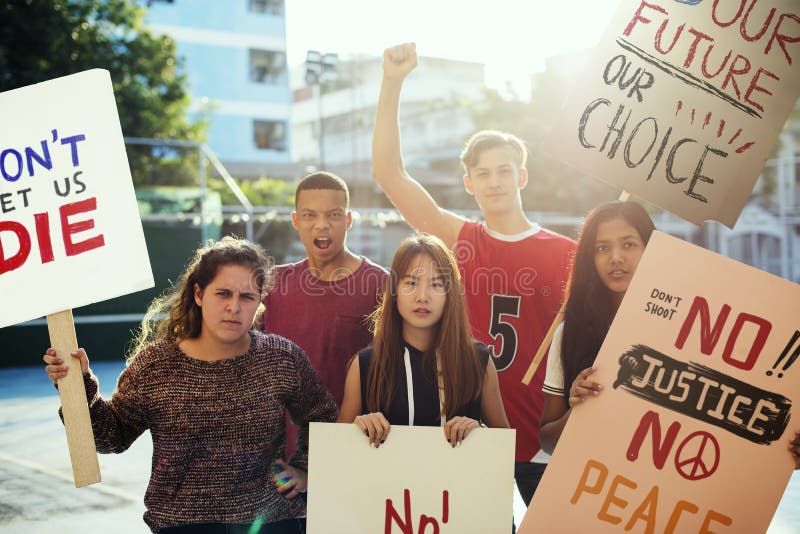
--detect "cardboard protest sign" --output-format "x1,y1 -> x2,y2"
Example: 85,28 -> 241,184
520,231 -> 800,533
0,69 -> 153,328
547,0 -> 800,227
307,423 -> 515,533
0,70 -> 153,486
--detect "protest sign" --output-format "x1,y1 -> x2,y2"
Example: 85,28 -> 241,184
0,69 -> 153,328
520,231 -> 800,533
547,0 -> 800,227
0,70 -> 154,486
307,423 -> 515,534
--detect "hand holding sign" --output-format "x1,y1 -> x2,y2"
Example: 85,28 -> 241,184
43,346 -> 89,380
0,70 -> 153,486
568,367 -> 603,405
307,423 -> 515,534
522,233 -> 800,533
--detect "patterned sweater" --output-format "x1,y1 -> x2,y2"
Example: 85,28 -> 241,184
74,331 -> 337,532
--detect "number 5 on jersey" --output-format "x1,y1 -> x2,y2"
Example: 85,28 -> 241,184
489,294 -> 521,371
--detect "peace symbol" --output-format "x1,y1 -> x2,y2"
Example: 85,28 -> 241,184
674,431 -> 720,481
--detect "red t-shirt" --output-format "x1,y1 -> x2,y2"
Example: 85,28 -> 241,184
263,257 -> 387,405
455,221 -> 574,461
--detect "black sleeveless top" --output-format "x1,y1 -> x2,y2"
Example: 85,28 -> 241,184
357,340 -> 490,426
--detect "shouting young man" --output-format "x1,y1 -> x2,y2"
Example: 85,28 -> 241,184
263,172 -> 387,453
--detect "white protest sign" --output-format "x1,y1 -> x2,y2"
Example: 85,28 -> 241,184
307,423 -> 515,534
547,0 -> 800,227
0,69 -> 153,328
521,232 -> 800,533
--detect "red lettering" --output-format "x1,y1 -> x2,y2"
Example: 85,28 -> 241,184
654,19 -> 684,55
743,67 -> 779,113
59,197 -> 104,257
626,411 -> 681,469
384,489 -> 449,534
721,54 -> 752,101
711,0 -> 746,28
701,46 -> 732,78
740,2 -> 775,42
684,29 -> 714,69
675,296 -> 731,354
765,13 -> 799,66
33,212 -> 54,263
624,1 -> 668,37
385,489 -> 413,534
418,516 -> 439,534
0,220 -> 31,275
721,313 -> 772,370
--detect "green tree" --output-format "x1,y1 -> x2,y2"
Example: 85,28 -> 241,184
209,176 -> 298,263
0,0 -> 206,185
209,176 -> 296,208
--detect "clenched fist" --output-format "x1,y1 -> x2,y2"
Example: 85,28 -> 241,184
383,42 -> 417,81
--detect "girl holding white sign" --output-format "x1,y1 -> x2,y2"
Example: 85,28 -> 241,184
338,233 -> 509,446
43,237 -> 337,534
538,200 -> 654,454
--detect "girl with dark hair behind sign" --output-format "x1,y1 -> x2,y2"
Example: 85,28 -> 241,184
538,200 -> 655,453
538,201 -> 800,471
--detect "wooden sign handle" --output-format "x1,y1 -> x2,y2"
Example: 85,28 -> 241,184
47,309 -> 101,487
521,308 -> 564,385
522,191 -> 632,385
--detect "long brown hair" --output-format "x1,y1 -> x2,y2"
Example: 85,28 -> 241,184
126,237 -> 272,362
365,234 -> 483,418
561,201 -> 655,402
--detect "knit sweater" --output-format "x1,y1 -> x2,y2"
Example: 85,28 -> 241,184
75,331 -> 337,532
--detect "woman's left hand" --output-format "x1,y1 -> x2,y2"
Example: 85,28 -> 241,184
444,416 -> 480,447
791,431 -> 800,470
274,459 -> 307,499
569,367 -> 603,406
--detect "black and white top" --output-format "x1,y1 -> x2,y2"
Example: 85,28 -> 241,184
542,323 -> 566,397
357,341 -> 489,425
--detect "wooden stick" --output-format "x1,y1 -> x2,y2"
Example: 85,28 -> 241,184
47,309 -> 101,487
521,190 -> 632,385
521,308 -> 564,385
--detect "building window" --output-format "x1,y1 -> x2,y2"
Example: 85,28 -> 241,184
249,49 -> 286,84
249,0 -> 284,15
253,120 -> 286,151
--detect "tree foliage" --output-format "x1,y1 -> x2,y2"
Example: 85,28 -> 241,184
209,176 -> 296,208
0,0 -> 206,186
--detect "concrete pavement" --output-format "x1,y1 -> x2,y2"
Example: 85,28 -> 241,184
1,362 -> 797,533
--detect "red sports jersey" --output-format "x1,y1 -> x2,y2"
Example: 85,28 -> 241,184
455,221 -> 574,461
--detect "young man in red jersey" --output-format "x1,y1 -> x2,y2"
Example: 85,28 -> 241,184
372,43 -> 575,506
